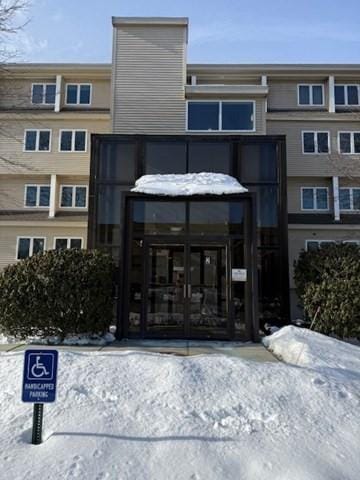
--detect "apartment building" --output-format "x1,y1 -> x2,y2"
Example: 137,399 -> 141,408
1,17 -> 359,340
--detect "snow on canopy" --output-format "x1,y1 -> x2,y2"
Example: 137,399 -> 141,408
131,173 -> 248,196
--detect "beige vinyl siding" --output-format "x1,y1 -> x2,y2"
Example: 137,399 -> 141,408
287,177 -> 332,213
0,225 -> 87,270
0,78 -> 56,110
268,80 -> 328,111
267,120 -> 360,177
0,117 -> 110,175
112,24 -> 187,134
61,78 -> 111,110
0,175 -> 50,210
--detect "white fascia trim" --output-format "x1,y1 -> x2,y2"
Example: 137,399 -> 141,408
332,176 -> 340,221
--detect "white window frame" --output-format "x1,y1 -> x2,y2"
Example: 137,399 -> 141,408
302,131 -> 331,155
23,129 -> 52,152
24,184 -> 51,208
15,236 -> 46,260
343,240 -> 360,245
185,100 -> 256,133
53,237 -> 83,249
339,187 -> 360,211
335,84 -> 360,106
31,83 -> 56,105
305,240 -> 335,251
65,83 -> 92,106
300,187 -> 329,211
297,84 -> 324,106
59,185 -> 88,209
338,131 -> 360,155
58,129 -> 87,153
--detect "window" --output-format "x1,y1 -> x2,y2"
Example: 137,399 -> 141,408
339,188 -> 360,211
66,84 -> 91,105
60,185 -> 87,208
25,185 -> 50,207
16,237 -> 45,260
54,238 -> 83,250
301,187 -> 328,211
187,101 -> 254,132
59,130 -> 87,152
343,240 -> 360,246
31,84 -> 56,104
335,85 -> 360,106
24,129 -> 51,152
305,240 -> 335,251
302,131 -> 330,154
298,85 -> 324,105
338,132 -> 360,154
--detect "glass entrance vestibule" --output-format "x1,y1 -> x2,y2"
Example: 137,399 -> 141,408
122,195 -> 257,341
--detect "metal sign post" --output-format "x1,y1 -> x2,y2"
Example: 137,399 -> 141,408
22,350 -> 59,445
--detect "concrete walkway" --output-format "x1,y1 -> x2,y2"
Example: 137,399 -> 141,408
0,340 -> 278,362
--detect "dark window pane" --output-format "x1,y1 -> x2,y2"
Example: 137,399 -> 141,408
38,131 -> 50,151
25,186 -> 37,206
32,85 -> 43,104
222,102 -> 254,131
316,188 -> 328,209
45,84 -> 56,104
340,189 -> 351,210
67,85 -> 78,104
99,142 -> 137,182
335,86 -> 345,105
128,239 -> 143,333
55,239 -> 68,250
61,187 -> 73,207
312,86 -> 323,105
347,86 -> 359,105
257,249 -> 282,323
97,185 -> 122,245
75,187 -> 87,207
299,85 -> 310,105
340,133 -> 351,153
79,85 -> 91,104
317,133 -> 329,153
354,133 -> 360,153
17,238 -> 30,259
60,131 -> 72,151
25,131 -> 37,151
353,190 -> 360,210
39,186 -> 50,206
238,143 -> 277,182
70,238 -> 82,249
189,202 -> 244,235
145,142 -> 187,175
307,241 -> 319,252
303,132 -> 315,153
302,188 -> 314,209
187,102 -> 219,131
188,142 -> 231,174
133,201 -> 186,235
33,238 -> 45,255
74,131 -> 86,151
247,185 -> 279,246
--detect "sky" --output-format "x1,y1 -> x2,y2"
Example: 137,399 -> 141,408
8,0 -> 360,64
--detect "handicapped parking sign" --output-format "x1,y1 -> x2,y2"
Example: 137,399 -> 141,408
22,350 -> 58,403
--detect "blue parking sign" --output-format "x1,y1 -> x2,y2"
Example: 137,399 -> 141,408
22,350 -> 58,403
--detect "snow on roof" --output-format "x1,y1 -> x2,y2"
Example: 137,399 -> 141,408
131,173 -> 248,196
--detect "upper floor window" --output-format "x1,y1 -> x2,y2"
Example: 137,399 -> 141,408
302,131 -> 330,154
305,240 -> 335,251
338,132 -> 360,154
60,185 -> 87,208
298,85 -> 324,106
301,187 -> 329,210
335,85 -> 359,106
54,237 -> 83,250
59,130 -> 87,152
31,84 -> 56,104
25,185 -> 50,207
24,129 -> 51,152
16,237 -> 45,260
187,101 -> 255,132
66,84 -> 92,105
339,187 -> 360,211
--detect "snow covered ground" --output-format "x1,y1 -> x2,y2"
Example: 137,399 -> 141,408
0,326 -> 359,480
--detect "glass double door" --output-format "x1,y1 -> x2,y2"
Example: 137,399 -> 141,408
145,241 -> 230,339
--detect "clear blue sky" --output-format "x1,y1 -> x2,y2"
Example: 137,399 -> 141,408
15,0 -> 360,64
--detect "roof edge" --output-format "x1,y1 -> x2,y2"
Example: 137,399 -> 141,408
112,16 -> 188,27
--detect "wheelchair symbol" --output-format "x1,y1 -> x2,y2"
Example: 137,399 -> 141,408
28,353 -> 54,381
31,356 -> 50,378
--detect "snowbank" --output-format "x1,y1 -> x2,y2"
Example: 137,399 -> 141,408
0,332 -> 115,346
1,336 -> 360,479
131,172 -> 248,196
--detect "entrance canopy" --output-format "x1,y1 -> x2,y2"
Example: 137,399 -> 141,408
131,173 -> 248,196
